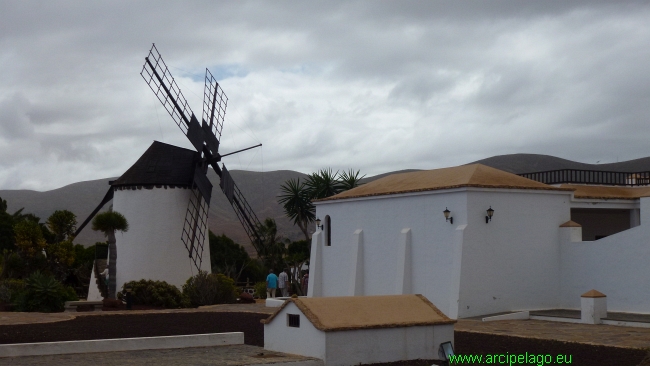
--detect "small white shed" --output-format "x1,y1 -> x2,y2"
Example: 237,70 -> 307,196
262,294 -> 455,366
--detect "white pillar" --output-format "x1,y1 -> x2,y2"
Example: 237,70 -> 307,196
641,197 -> 650,226
581,289 -> 607,324
448,224 -> 466,320
348,229 -> 364,296
395,228 -> 411,295
307,231 -> 323,297
559,221 -> 582,243
630,208 -> 641,228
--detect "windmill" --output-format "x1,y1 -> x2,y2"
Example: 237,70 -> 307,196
140,44 -> 264,270
77,44 -> 263,298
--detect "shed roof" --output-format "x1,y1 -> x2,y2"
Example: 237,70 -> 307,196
561,184 -> 650,200
320,164 -> 570,202
111,141 -> 198,187
262,294 -> 456,331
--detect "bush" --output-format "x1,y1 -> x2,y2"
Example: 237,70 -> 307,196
15,272 -> 77,312
182,271 -> 237,307
254,281 -> 267,299
119,280 -> 186,308
0,279 -> 25,304
0,284 -> 10,304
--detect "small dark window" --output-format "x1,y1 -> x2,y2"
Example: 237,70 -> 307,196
325,215 -> 331,246
287,314 -> 300,327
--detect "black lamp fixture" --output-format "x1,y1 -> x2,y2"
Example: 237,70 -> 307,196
315,217 -> 323,230
486,206 -> 494,224
443,207 -> 453,224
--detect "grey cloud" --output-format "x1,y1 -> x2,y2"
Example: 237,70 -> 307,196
0,93 -> 34,139
1,1 -> 650,190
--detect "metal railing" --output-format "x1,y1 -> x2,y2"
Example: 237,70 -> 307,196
519,169 -> 650,187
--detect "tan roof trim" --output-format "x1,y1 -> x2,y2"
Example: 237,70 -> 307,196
562,184 -> 650,200
559,220 -> 582,228
318,164 -> 572,202
318,184 -> 572,202
581,289 -> 606,298
262,294 -> 456,331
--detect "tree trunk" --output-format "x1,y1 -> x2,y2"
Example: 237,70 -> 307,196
108,230 -> 117,299
297,220 -> 310,241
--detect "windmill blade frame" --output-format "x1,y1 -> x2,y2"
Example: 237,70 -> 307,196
141,44 -> 194,136
182,186 -> 209,269
141,44 -> 264,269
202,68 -> 227,141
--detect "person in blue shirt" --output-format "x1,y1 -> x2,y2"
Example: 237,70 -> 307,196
266,269 -> 279,298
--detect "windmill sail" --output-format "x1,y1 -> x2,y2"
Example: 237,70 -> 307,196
202,68 -> 227,140
141,44 -> 194,136
182,186 -> 209,269
141,44 -> 263,269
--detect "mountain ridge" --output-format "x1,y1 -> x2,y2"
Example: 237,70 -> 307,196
3,153 -> 650,254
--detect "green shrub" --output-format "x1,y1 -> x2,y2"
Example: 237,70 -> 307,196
182,271 -> 237,307
15,272 -> 76,312
0,284 -> 10,304
254,281 -> 267,299
0,279 -> 25,304
119,279 -> 186,308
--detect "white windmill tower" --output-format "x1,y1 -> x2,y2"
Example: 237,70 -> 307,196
78,44 -> 264,300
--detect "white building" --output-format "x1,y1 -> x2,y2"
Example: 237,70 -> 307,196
308,164 -> 650,319
263,294 -> 455,366
88,141 -> 211,300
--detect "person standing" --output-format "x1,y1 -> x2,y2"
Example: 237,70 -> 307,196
100,267 -> 109,286
302,271 -> 309,295
278,268 -> 289,297
266,269 -> 278,298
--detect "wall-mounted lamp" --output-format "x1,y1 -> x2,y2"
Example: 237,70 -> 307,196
315,217 -> 323,230
485,206 -> 494,224
443,208 -> 453,224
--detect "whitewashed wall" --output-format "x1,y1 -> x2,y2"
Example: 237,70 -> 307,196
560,198 -> 650,313
314,189 -> 466,317
324,324 -> 452,366
264,302 -> 326,359
458,189 -> 571,318
314,188 -> 573,319
111,187 -> 211,293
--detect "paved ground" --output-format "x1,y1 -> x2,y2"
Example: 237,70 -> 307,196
2,302 -> 650,365
0,312 -> 75,326
455,318 -> 650,349
530,309 -> 650,323
0,302 -> 276,325
0,344 -> 324,366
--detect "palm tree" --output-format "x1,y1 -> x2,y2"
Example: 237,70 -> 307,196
91,211 -> 128,299
278,178 -> 315,241
305,168 -> 344,199
338,169 -> 365,191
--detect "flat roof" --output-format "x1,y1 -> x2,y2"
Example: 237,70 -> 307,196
319,164 -> 570,202
262,294 -> 456,331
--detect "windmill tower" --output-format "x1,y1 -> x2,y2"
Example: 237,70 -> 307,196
79,44 -> 264,299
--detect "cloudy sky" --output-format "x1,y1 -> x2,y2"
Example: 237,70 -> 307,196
1,1 -> 649,191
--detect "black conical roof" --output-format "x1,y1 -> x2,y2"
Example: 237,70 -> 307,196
111,141 -> 198,187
